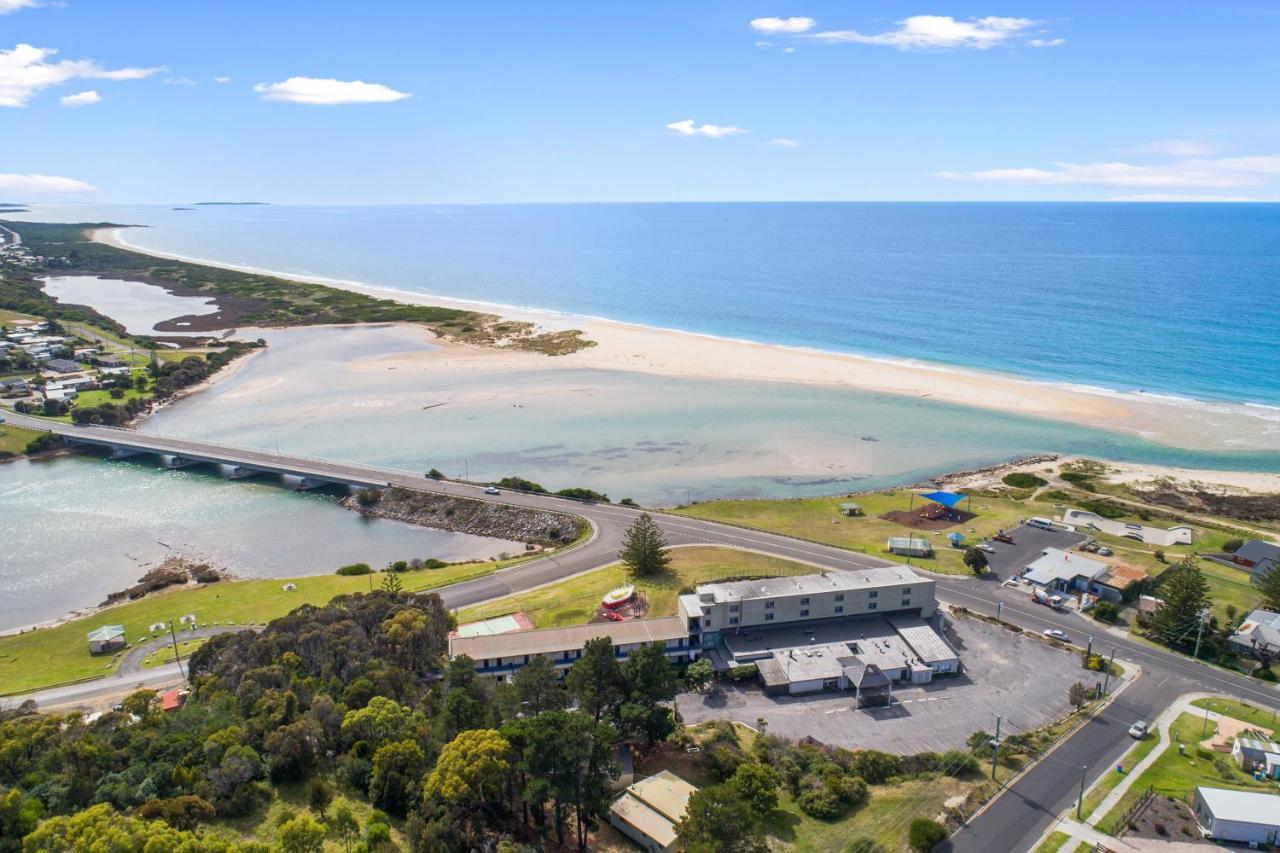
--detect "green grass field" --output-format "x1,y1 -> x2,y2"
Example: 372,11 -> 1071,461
457,546 -> 820,628
1031,831 -> 1072,853
1095,711 -> 1275,834
671,490 -> 1032,575
1190,697 -> 1278,732
0,423 -> 42,455
1195,560 -> 1264,622
0,560 -> 522,695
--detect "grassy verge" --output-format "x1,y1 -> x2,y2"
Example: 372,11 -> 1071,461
1195,560 -> 1263,623
1031,831 -> 1072,853
0,422 -> 43,456
670,490 -> 1032,576
457,546 -> 820,628
1190,697 -> 1278,733
0,558 -> 526,695
1080,728 -> 1163,819
1095,711 -> 1275,835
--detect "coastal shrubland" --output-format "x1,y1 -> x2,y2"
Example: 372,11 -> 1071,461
0,590 -> 692,850
343,485 -> 583,547
3,220 -> 595,354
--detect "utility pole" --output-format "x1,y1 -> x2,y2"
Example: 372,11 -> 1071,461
1101,647 -> 1117,695
1192,608 -> 1210,660
996,601 -> 1003,622
167,619 -> 187,685
1202,706 -> 1212,738
1076,764 -> 1087,820
1086,635 -> 1094,662
991,716 -> 1002,780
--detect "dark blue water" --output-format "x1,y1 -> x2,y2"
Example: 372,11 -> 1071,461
18,202 -> 1280,405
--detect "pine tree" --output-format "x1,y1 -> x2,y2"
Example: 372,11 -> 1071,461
380,568 -> 403,596
1148,557 -> 1211,648
1256,564 -> 1280,612
619,513 -> 672,578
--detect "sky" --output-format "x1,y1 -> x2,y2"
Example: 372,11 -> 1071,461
1,0 -> 1279,203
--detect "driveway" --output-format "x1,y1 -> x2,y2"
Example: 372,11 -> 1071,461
677,615 -> 1105,752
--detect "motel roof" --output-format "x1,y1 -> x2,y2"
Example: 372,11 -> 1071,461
448,615 -> 686,660
697,566 -> 924,605
626,770 -> 697,824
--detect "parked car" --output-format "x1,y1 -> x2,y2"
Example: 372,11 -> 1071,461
976,542 -> 995,553
1082,542 -> 1100,553
1043,628 -> 1070,641
1128,721 -> 1148,739
1097,547 -> 1113,557
483,486 -> 500,495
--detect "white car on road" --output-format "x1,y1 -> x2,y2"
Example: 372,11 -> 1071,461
483,486 -> 501,495
1043,628 -> 1070,642
1128,721 -> 1148,739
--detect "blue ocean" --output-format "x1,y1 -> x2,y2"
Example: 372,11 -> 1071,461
16,202 -> 1280,405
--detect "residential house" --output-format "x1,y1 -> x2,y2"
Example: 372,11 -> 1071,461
42,358 -> 80,374
1230,541 -> 1280,585
1192,787 -> 1280,845
1232,736 -> 1280,779
1021,548 -> 1120,601
1229,609 -> 1280,660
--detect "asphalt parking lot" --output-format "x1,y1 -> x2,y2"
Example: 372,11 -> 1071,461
983,523 -> 1087,580
676,615 -> 1112,752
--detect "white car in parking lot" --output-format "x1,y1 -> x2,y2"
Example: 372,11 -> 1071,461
976,542 -> 995,553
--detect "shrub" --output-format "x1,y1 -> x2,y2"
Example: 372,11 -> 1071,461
1254,667 -> 1277,682
426,468 -> 445,480
355,488 -> 382,507
387,560 -> 409,573
423,558 -> 448,570
845,839 -> 886,853
336,563 -> 372,576
1223,538 -> 1244,554
1002,472 -> 1047,489
1059,471 -> 1093,488
1093,601 -> 1120,623
24,432 -> 60,454
1078,499 -> 1125,519
496,476 -> 547,493
555,487 -> 610,503
939,750 -> 980,777
908,818 -> 948,852
796,784 -> 843,820
620,497 -> 638,506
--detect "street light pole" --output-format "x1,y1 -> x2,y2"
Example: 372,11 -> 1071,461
1076,764 -> 1087,820
167,619 -> 187,685
990,716 -> 1002,780
1101,647 -> 1116,695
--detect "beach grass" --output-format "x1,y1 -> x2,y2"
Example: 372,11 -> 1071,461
1094,711 -> 1273,835
670,490 -> 1031,575
0,558 -> 525,696
456,546 -> 819,629
0,308 -> 39,324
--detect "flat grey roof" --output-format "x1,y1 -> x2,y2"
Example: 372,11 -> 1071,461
700,566 -> 923,604
767,643 -> 857,682
889,615 -> 958,665
449,615 -> 686,660
1197,787 -> 1280,825
1023,548 -> 1108,586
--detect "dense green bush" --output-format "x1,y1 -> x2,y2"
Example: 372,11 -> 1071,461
1002,472 -> 1047,489
1078,499 -> 1125,519
1093,601 -> 1120,623
496,476 -> 547,493
555,487 -> 610,503
1223,538 -> 1244,554
909,818 -> 948,851
335,563 -> 372,576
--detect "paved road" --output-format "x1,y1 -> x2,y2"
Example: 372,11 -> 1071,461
7,412 -> 1278,851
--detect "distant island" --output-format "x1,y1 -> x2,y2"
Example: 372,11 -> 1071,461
192,201 -> 270,206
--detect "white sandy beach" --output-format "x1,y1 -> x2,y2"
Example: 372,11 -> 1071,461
91,226 -> 1280,457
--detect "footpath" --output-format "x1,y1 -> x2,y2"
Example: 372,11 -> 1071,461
1029,692 -> 1225,852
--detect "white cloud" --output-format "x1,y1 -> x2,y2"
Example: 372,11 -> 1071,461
164,76 -> 198,86
253,76 -> 410,105
1029,38 -> 1066,48
58,89 -> 99,107
214,75 -> 231,84
937,155 -> 1280,188
750,16 -> 815,35
0,43 -> 163,107
811,15 -> 1038,51
666,119 -> 748,139
0,172 -> 96,192
1108,193 -> 1261,202
1129,138 -> 1221,157
755,40 -> 773,49
0,0 -> 42,13
767,137 -> 800,148
782,46 -> 796,53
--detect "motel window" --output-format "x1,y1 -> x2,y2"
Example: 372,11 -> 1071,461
868,602 -> 877,610
729,604 -> 739,613
869,591 -> 878,599
800,609 -> 809,617
704,618 -> 711,627
765,613 -> 774,621
835,606 -> 844,614
800,597 -> 810,605
729,617 -> 739,625
483,659 -> 491,667
765,601 -> 775,609
835,593 -> 844,602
